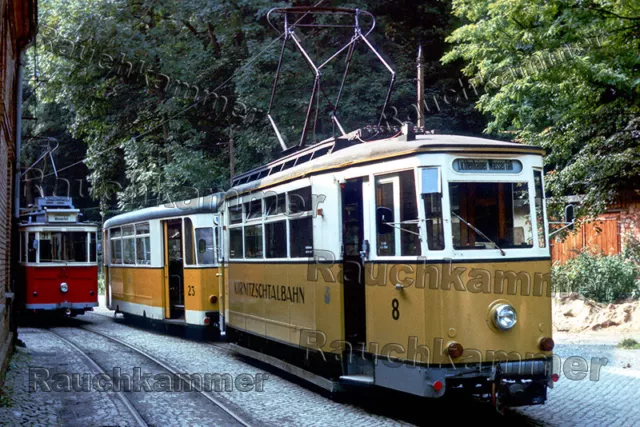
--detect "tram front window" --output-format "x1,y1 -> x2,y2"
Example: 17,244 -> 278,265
39,232 -> 89,262
449,182 -> 533,250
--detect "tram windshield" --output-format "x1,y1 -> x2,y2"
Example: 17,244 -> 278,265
449,182 -> 533,250
37,231 -> 96,263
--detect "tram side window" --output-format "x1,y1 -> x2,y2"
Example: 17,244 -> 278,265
375,171 -> 421,256
122,226 -> 135,264
534,170 -> 547,248
229,205 -> 243,224
111,228 -> 123,264
20,233 -> 25,262
376,179 -> 395,256
195,228 -> 215,265
229,228 -> 243,259
264,193 -> 286,216
400,172 -> 420,255
28,233 -> 36,262
244,225 -> 263,258
290,217 -> 313,257
135,223 -> 151,265
288,187 -> 312,215
90,232 -> 97,262
184,218 -> 195,265
245,199 -> 263,220
421,168 -> 445,250
265,221 -> 286,258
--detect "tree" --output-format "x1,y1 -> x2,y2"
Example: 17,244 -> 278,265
30,0 -> 486,215
443,0 -> 640,218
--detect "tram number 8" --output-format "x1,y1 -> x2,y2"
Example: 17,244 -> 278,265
188,286 -> 196,296
391,298 -> 400,320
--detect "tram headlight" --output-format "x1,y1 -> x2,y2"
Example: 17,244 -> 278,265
60,282 -> 69,293
493,304 -> 517,330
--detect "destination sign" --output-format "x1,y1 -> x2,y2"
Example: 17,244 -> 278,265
453,159 -> 523,173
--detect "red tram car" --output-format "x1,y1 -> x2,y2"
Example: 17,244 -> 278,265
18,197 -> 99,316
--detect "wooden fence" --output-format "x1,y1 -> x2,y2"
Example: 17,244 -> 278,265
550,215 -> 621,264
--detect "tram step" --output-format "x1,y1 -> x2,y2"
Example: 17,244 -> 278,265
345,354 -> 374,377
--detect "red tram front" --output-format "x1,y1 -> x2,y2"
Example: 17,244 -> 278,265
18,197 -> 98,316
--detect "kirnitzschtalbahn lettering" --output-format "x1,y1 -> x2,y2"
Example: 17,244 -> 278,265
233,281 -> 305,304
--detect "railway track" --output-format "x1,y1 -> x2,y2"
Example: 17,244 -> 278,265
47,325 -> 253,427
82,312 -> 536,426
47,329 -> 148,427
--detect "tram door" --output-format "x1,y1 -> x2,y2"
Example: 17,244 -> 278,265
164,219 -> 185,319
341,178 -> 367,348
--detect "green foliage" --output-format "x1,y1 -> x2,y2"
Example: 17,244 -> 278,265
30,0 -> 485,215
444,0 -> 640,218
98,276 -> 106,296
552,250 -> 640,303
618,338 -> 640,349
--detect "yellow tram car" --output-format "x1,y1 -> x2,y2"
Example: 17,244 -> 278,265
222,127 -> 554,408
104,195 -> 224,332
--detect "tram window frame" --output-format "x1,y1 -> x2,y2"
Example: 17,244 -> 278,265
184,218 -> 196,266
122,225 -> 135,265
264,193 -> 286,216
229,228 -> 243,259
534,169 -> 547,248
20,232 -> 25,262
245,199 -> 263,220
110,228 -> 123,265
228,186 -> 315,260
28,232 -> 37,262
296,153 -> 312,166
134,222 -> 151,265
421,167 -> 445,251
449,181 -> 534,250
195,227 -> 216,265
265,220 -> 287,258
290,216 -> 313,258
90,232 -> 97,263
288,187 -> 312,215
244,224 -> 264,259
215,226 -> 222,262
229,204 -> 243,224
39,231 -> 90,263
374,170 -> 421,257
311,147 -> 330,159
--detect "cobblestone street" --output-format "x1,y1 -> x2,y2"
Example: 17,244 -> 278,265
0,311 -> 638,426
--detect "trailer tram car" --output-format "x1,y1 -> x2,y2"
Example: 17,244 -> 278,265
223,126 -> 555,408
18,197 -> 99,316
104,195 -> 224,333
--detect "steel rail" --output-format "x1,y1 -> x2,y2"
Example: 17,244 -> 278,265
77,326 -> 253,427
46,329 -> 149,427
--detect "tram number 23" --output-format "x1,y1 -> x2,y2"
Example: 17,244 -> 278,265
188,286 -> 196,296
391,298 -> 400,320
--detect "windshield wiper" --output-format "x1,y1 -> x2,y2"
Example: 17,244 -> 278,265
451,211 -> 506,256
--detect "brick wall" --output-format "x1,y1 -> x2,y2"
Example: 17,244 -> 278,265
619,202 -> 640,252
0,0 -> 36,383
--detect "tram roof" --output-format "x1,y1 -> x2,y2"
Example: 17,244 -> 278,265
103,193 -> 222,229
227,133 -> 545,196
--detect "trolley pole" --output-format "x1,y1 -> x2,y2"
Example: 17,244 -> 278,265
416,44 -> 425,129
